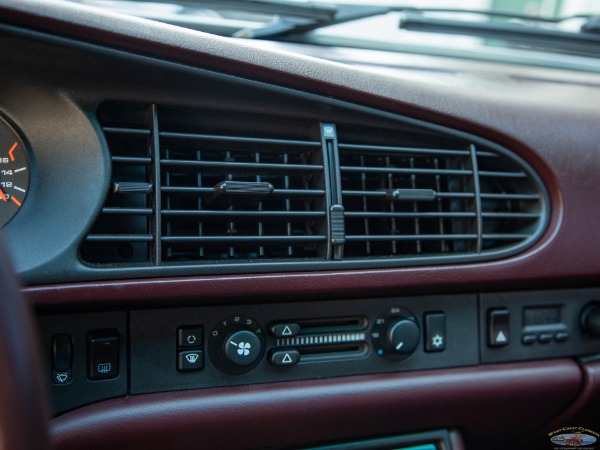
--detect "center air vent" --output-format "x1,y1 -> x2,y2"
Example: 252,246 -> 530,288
159,129 -> 326,261
81,102 -> 549,272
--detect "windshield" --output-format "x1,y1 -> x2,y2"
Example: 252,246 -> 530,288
66,0 -> 600,72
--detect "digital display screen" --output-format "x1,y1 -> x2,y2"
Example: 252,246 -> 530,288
523,306 -> 561,326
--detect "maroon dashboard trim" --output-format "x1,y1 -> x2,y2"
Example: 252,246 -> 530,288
49,359 -> 581,450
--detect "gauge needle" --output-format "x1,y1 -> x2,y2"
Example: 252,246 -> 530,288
8,142 -> 17,162
0,187 -> 6,202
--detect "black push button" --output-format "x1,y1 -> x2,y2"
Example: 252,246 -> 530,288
488,309 -> 510,347
52,334 -> 72,372
424,312 -> 446,352
522,334 -> 537,345
555,332 -> 569,343
270,350 -> 300,366
177,326 -> 204,348
88,329 -> 119,380
52,334 -> 73,385
269,323 -> 300,338
538,333 -> 553,344
177,350 -> 204,372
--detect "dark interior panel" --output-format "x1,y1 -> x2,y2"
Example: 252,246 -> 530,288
37,287 -> 600,415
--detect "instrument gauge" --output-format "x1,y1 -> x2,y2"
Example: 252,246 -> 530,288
0,117 -> 30,228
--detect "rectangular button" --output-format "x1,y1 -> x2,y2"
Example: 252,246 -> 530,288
88,329 -> 119,380
177,350 -> 204,372
52,334 -> 72,372
424,312 -> 446,352
488,309 -> 510,347
177,326 -> 204,348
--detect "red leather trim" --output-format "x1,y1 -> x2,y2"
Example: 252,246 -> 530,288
50,360 -> 581,450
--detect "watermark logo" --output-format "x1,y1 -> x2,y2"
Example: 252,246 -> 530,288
549,427 -> 598,448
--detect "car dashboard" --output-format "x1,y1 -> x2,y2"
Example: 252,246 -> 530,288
1,1 -> 600,449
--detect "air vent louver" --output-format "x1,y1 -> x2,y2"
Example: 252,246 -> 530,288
82,103 -> 330,265
159,132 -> 327,261
339,143 -> 478,258
81,103 -> 548,272
337,127 -> 546,260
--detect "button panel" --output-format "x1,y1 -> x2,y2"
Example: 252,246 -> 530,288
176,325 -> 204,372
480,288 -> 600,364
37,288 -> 600,415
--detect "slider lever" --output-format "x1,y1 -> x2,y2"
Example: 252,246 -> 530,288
385,189 -> 437,201
207,181 -> 274,208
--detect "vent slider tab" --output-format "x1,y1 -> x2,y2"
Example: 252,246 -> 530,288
207,181 -> 274,208
385,188 -> 437,202
214,181 -> 274,196
112,182 -> 153,195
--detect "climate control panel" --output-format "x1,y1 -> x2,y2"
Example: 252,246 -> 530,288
37,287 -> 600,415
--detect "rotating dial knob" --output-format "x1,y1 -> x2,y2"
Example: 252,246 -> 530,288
209,316 -> 265,374
372,307 -> 420,360
387,319 -> 420,354
223,329 -> 262,366
581,303 -> 600,338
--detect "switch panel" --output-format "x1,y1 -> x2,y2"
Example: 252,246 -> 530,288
176,326 -> 204,372
480,288 -> 600,364
37,288 -> 600,415
130,295 -> 479,395
38,311 -> 127,415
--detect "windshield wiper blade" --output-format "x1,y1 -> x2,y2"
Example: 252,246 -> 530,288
127,0 -> 338,22
399,11 -> 600,57
234,4 -> 390,39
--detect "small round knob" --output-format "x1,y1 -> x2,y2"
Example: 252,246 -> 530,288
371,307 -> 420,360
208,316 -> 265,374
582,303 -> 600,338
387,319 -> 420,354
223,330 -> 262,366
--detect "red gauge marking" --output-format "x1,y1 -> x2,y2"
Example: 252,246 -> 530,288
0,187 -> 6,202
10,196 -> 21,207
8,142 -> 17,162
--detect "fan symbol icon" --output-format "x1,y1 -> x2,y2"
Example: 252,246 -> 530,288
235,342 -> 251,356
